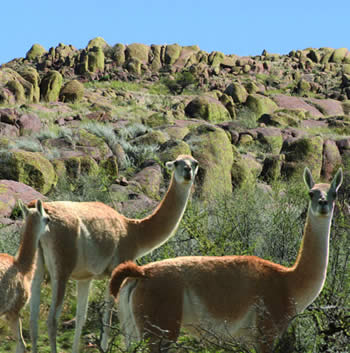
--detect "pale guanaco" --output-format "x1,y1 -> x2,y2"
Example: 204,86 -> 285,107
28,154 -> 198,353
110,167 -> 343,353
0,200 -> 50,353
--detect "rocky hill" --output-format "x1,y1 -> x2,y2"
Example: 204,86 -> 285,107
1,37 -> 350,222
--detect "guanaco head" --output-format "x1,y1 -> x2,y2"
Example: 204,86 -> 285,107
166,154 -> 199,184
304,167 -> 343,217
19,199 -> 50,236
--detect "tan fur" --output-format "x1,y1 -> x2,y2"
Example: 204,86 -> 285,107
0,200 -> 49,353
110,168 -> 343,353
28,154 -> 198,353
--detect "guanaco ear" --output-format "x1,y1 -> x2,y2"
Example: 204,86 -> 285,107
18,199 -> 29,218
330,168 -> 343,193
303,167 -> 315,190
165,160 -> 175,170
36,199 -> 45,216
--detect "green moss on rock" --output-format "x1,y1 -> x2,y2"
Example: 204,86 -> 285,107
184,124 -> 233,200
281,136 -> 323,180
26,44 -> 46,60
125,43 -> 150,63
159,140 -> 191,163
40,70 -> 63,102
245,94 -> 278,119
164,44 -> 182,65
330,48 -> 349,63
59,80 -> 84,103
88,46 -> 105,72
0,150 -> 57,194
185,95 -> 231,123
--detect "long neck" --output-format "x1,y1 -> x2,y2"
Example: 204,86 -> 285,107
15,219 -> 39,275
126,175 -> 193,259
290,207 -> 333,311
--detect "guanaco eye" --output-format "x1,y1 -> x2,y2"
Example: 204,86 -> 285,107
308,191 -> 314,199
174,160 -> 179,167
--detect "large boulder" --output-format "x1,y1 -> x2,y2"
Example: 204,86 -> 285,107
158,139 -> 192,163
255,127 -> 283,154
19,67 -> 40,103
0,68 -> 34,103
184,124 -> 233,199
131,162 -> 163,199
125,43 -> 150,64
0,180 -> 46,218
281,135 -> 323,180
0,150 -> 57,194
306,98 -> 344,116
150,44 -> 162,71
185,95 -> 231,123
272,94 -> 323,118
111,43 -> 126,66
26,43 -> 47,60
330,48 -> 350,63
225,82 -> 248,104
88,46 -> 105,72
87,37 -> 109,51
40,70 -> 63,102
245,94 -> 278,119
17,113 -> 42,135
164,44 -> 182,65
59,80 -> 84,103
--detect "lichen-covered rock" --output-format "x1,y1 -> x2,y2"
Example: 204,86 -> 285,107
19,67 -> 40,103
59,80 -> 84,103
131,162 -> 163,199
125,43 -> 150,64
330,48 -> 349,63
126,58 -> 142,75
88,46 -> 105,72
26,44 -> 46,60
87,37 -> 109,51
231,146 -> 255,189
225,82 -> 248,103
40,70 -> 63,102
255,127 -> 283,154
208,51 -> 225,68
111,43 -> 126,66
281,135 -> 323,180
144,111 -> 174,128
159,139 -> 191,163
185,95 -> 231,123
132,130 -> 168,146
63,155 -> 99,178
175,45 -> 200,69
184,124 -> 233,199
245,94 -> 278,119
6,80 -> 26,103
150,44 -> 162,71
164,44 -> 182,65
76,129 -> 113,161
260,154 -> 285,182
320,48 -> 334,64
258,110 -> 302,128
0,150 -> 57,194
162,125 -> 190,140
1,68 -> 34,103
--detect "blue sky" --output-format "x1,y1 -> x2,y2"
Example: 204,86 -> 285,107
1,0 -> 349,65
